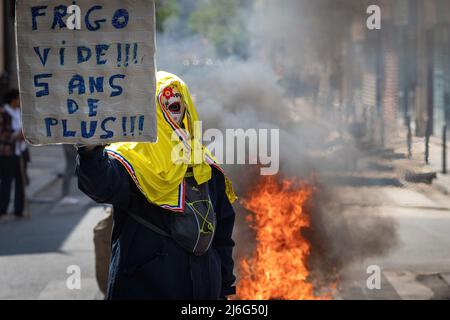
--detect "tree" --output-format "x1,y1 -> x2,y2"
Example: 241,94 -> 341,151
188,0 -> 250,58
155,0 -> 180,33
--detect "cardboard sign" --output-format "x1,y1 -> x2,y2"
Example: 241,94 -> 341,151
15,0 -> 157,145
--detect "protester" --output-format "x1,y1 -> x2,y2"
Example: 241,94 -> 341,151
0,89 -> 28,219
76,71 -> 237,300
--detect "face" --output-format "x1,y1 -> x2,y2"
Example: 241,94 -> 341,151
160,85 -> 186,125
10,97 -> 20,109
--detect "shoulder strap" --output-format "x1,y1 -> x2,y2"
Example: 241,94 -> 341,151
128,212 -> 172,238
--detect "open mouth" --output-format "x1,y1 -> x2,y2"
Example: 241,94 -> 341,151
168,102 -> 182,113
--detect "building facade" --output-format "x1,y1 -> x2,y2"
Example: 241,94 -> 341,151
1,0 -> 17,104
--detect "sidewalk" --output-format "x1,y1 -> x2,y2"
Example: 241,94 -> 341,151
388,128 -> 450,195
27,145 -> 66,200
27,144 -> 93,213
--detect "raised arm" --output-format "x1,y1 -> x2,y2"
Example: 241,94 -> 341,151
76,145 -> 130,208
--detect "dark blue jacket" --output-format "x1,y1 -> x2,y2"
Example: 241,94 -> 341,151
76,147 -> 236,300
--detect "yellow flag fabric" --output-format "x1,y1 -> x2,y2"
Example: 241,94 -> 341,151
106,71 -> 236,212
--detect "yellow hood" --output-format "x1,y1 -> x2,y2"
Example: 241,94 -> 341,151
106,71 -> 236,212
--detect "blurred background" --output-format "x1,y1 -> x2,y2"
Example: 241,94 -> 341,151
2,0 -> 450,300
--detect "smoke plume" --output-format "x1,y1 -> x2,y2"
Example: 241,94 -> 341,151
156,0 -> 399,287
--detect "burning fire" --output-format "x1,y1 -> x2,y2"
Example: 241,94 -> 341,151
236,175 -> 330,300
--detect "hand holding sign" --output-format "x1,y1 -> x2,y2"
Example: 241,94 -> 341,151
16,0 -> 157,145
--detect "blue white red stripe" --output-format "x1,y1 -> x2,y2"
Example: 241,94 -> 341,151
106,150 -> 143,193
160,180 -> 185,213
106,149 -> 186,213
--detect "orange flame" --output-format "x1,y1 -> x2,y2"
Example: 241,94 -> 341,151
236,176 -> 329,300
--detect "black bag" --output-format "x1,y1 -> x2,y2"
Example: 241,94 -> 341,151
129,174 -> 217,256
